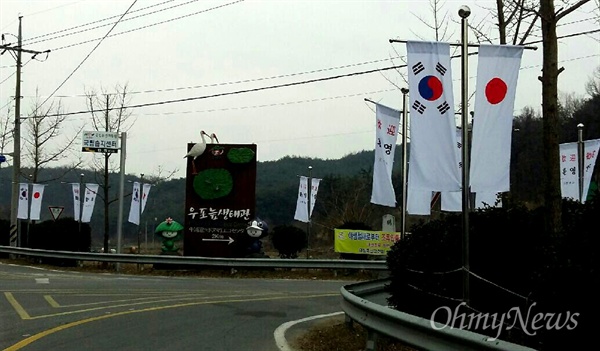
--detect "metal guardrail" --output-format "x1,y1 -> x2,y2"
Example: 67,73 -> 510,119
341,279 -> 538,351
0,246 -> 388,271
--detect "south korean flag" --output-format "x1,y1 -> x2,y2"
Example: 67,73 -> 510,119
406,41 -> 461,191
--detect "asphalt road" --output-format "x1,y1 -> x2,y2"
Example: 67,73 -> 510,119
0,262 -> 353,351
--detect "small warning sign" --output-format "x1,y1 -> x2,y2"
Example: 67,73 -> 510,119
49,206 -> 64,221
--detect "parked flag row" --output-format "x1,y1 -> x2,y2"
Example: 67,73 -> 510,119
16,182 -> 152,224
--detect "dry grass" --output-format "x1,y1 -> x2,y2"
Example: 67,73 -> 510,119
292,319 -> 417,351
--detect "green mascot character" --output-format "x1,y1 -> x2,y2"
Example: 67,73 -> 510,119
154,217 -> 184,254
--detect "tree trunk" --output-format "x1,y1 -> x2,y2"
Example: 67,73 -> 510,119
540,0 -> 562,236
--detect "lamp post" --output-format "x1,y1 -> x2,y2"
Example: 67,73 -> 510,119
306,165 -> 312,259
577,123 -> 584,202
459,4 -> 471,306
138,173 -> 144,254
400,88 -> 409,241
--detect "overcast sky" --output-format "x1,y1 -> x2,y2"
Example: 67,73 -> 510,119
1,0 -> 599,180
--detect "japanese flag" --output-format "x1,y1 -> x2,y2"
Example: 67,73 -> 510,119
470,45 -> 524,192
406,41 -> 461,192
29,184 -> 46,221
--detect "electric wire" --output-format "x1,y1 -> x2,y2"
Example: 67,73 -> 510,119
49,0 -> 244,52
34,0 -> 140,115
22,0 -> 177,43
23,0 -> 205,47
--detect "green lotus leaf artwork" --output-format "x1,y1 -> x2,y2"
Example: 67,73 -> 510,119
227,148 -> 255,164
193,168 -> 233,199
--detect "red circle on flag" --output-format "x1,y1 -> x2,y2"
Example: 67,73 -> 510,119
485,77 -> 508,105
34,192 -> 41,199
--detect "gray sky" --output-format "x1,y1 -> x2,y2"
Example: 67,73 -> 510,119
1,0 -> 599,179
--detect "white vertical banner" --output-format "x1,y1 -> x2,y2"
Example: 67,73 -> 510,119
559,142 -> 580,201
29,184 -> 46,221
406,41 -> 461,191
17,183 -> 29,219
476,192 -> 502,209
407,190 -> 432,215
141,183 -> 152,213
294,176 -> 321,223
72,183 -> 81,221
81,183 -> 99,223
582,139 -> 600,202
128,182 -> 141,225
470,45 -> 524,192
370,103 -> 400,207
441,127 -> 463,212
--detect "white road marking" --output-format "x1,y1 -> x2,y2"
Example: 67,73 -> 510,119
35,278 -> 50,284
274,311 -> 343,351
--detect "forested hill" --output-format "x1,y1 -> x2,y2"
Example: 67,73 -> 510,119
0,148 -> 401,246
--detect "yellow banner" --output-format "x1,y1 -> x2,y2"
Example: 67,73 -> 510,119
334,229 -> 401,256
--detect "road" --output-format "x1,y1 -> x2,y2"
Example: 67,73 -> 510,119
0,262 -> 352,351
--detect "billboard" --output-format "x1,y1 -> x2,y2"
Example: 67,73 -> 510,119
184,143 -> 257,257
334,229 -> 401,256
81,131 -> 119,153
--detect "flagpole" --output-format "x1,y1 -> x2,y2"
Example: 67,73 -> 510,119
116,132 -> 127,272
389,39 -> 538,50
577,123 -> 584,202
306,166 -> 312,259
459,5 -> 471,306
400,88 -> 409,240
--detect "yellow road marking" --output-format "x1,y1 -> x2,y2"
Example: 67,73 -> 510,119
3,293 -> 338,351
3,293 -> 31,320
4,292 -> 290,319
43,295 -> 60,308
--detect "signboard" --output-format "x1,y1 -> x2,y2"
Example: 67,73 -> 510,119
184,143 -> 257,258
82,131 -> 119,153
49,206 -> 64,221
334,229 -> 401,256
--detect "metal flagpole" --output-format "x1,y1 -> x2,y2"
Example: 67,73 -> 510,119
400,88 -> 409,240
577,123 -> 584,202
116,132 -> 127,272
459,4 -> 471,306
306,166 -> 312,259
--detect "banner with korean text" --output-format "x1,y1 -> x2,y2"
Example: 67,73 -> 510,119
370,103 -> 400,207
560,139 -> 600,202
81,183 -> 99,223
72,184 -> 81,221
406,41 -> 461,191
334,229 -> 400,256
294,176 -> 321,222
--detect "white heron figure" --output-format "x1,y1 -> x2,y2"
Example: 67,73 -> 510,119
184,130 -> 208,174
209,132 -> 219,144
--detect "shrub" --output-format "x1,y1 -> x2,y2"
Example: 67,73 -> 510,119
270,224 -> 306,258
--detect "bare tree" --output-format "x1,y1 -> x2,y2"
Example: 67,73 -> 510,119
0,104 -> 13,168
585,66 -> 600,97
85,83 -> 136,255
487,0 -> 592,235
22,89 -> 84,183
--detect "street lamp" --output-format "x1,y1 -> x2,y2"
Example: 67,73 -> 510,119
138,173 -> 144,254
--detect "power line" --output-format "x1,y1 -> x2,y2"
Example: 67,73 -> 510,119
36,56 -> 403,98
49,0 -> 245,52
22,0 -> 177,43
44,63 -> 409,118
35,0 -> 139,114
23,0 -> 204,47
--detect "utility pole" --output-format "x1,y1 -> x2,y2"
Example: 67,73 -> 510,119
0,17 -> 48,247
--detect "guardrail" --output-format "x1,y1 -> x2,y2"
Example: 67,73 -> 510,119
0,246 -> 388,271
340,279 -> 538,351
